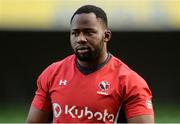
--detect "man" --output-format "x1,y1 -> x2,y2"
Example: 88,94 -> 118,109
26,5 -> 154,123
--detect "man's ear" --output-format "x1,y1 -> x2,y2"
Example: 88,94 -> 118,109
104,29 -> 112,43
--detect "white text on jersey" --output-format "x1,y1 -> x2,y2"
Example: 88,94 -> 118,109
53,103 -> 115,122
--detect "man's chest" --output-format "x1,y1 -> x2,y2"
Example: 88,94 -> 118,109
48,72 -> 122,122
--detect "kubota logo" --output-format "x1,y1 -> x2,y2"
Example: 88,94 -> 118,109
53,103 -> 62,118
52,103 -> 115,122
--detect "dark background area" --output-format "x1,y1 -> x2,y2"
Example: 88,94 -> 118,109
0,31 -> 180,109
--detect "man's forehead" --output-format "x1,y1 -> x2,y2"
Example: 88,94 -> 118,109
71,28 -> 96,31
71,13 -> 104,29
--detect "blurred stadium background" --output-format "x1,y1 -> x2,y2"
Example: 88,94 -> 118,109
0,0 -> 180,122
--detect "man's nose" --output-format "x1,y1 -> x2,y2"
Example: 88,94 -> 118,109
77,33 -> 87,43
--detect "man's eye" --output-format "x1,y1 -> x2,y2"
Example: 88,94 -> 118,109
72,32 -> 79,36
85,31 -> 93,36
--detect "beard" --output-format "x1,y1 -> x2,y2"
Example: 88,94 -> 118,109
74,40 -> 104,62
75,48 -> 99,61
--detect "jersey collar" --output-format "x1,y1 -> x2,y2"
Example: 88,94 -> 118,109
75,52 -> 112,75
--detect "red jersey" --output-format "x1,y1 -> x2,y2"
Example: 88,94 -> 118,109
32,54 -> 153,123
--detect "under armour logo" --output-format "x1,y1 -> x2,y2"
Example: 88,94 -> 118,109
59,80 -> 67,85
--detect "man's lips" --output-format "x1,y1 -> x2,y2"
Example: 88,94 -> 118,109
77,49 -> 89,54
76,46 -> 90,54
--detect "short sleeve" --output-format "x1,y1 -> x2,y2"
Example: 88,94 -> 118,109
123,71 -> 154,119
31,65 -> 52,112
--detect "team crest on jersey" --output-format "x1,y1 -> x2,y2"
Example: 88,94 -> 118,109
97,81 -> 110,95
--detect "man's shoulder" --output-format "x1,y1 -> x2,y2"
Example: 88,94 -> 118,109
50,54 -> 75,67
110,55 -> 143,79
42,54 -> 75,73
110,55 -> 131,72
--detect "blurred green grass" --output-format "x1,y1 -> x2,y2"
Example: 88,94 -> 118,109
0,104 -> 29,123
154,103 -> 180,122
0,103 -> 180,122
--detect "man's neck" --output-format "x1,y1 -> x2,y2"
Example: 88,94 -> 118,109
77,52 -> 109,69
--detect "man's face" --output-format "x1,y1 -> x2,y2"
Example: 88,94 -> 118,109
70,13 -> 106,61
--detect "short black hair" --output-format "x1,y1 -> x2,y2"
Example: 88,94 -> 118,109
70,5 -> 108,27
